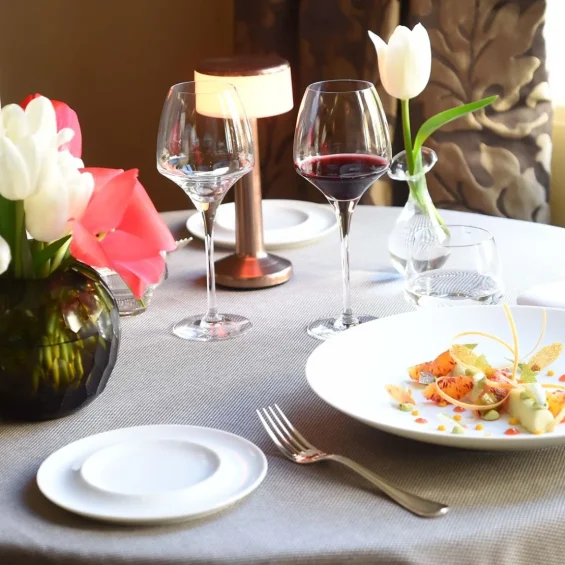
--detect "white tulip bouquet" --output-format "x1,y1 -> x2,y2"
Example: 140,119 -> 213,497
369,23 -> 496,223
0,94 -> 174,293
0,93 -> 175,420
0,96 -> 94,277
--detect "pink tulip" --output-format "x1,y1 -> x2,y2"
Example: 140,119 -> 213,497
70,168 -> 176,298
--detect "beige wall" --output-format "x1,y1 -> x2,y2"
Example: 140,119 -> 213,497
0,0 -> 234,211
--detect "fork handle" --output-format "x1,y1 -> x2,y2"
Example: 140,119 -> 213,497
327,455 -> 448,518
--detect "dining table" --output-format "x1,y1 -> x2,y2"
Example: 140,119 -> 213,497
2,205 -> 565,565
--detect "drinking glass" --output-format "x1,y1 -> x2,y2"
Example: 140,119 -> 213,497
156,81 -> 254,341
294,80 -> 391,340
404,225 -> 503,307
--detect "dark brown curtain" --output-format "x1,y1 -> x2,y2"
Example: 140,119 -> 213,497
235,0 -> 551,222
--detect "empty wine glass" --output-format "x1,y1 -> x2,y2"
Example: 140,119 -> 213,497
156,81 -> 254,341
294,80 -> 391,340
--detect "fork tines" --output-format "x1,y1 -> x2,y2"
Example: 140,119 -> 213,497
257,405 -> 313,460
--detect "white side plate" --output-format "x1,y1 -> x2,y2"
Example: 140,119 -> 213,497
186,199 -> 337,249
306,305 -> 565,451
37,425 -> 267,524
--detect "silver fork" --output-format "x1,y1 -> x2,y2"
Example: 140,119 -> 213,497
257,405 -> 449,518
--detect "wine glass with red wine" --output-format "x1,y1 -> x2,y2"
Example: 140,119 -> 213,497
294,79 -> 391,340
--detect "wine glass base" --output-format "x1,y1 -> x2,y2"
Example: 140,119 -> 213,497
173,314 -> 252,342
307,315 -> 377,341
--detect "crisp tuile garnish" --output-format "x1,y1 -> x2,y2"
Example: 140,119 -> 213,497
451,344 -> 492,372
463,344 -> 478,350
385,385 -> 414,405
529,343 -> 564,371
450,344 -> 480,366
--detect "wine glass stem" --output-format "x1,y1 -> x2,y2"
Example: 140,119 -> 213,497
201,205 -> 222,324
334,200 -> 357,327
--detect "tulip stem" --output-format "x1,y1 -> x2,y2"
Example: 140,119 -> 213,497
13,200 -> 24,278
401,99 -> 415,175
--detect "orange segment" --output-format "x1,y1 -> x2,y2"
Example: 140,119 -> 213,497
547,389 -> 565,419
423,375 -> 474,405
407,350 -> 455,382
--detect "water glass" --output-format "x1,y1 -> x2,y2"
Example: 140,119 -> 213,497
404,225 -> 503,307
97,264 -> 167,316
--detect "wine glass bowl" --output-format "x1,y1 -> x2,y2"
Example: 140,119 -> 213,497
156,81 -> 254,341
294,80 -> 391,340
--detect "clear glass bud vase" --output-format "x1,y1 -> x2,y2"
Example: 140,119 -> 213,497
387,147 -> 444,275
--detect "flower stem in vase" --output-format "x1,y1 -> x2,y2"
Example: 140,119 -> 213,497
368,23 -> 498,275
407,151 -> 446,231
401,99 -> 415,174
387,103 -> 447,274
13,201 -> 24,278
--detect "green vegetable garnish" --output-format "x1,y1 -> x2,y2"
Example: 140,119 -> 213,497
399,403 -> 415,412
518,363 -> 539,383
475,354 -> 490,371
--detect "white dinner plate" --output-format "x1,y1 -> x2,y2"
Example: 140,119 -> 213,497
306,306 -> 565,451
37,425 -> 267,524
186,199 -> 337,249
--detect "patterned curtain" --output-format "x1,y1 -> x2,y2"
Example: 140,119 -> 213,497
235,0 -> 551,221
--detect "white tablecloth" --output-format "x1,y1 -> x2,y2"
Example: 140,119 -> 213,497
2,206 -> 565,565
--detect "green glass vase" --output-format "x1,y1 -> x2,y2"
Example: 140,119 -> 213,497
0,262 -> 120,421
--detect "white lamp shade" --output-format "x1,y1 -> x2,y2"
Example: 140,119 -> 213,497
194,58 -> 293,119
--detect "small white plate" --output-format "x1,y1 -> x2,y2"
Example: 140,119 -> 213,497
306,306 -> 565,451
37,425 -> 267,524
186,199 -> 337,249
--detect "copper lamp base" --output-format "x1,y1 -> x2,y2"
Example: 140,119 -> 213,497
212,115 -> 293,290
215,252 -> 292,289
196,56 -> 294,290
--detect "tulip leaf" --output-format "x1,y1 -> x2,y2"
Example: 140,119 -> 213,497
412,96 -> 497,158
32,235 -> 71,273
0,199 -> 15,277
0,196 -> 15,253
19,230 -> 34,279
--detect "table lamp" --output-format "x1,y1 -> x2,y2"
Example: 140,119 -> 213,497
195,55 -> 293,288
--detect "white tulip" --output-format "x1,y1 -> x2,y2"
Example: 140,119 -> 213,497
0,95 -> 76,201
369,23 -> 431,100
24,96 -> 57,138
1,104 -> 28,142
0,235 -> 11,275
57,151 -> 93,223
24,149 -> 93,242
0,137 -> 32,199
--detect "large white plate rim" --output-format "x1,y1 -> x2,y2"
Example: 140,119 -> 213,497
306,305 -> 565,451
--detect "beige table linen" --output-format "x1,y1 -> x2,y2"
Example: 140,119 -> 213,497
2,207 -> 565,565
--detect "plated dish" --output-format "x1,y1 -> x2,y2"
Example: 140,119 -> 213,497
387,305 -> 565,436
306,305 -> 565,450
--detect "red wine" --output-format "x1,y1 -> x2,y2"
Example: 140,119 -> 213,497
295,154 -> 389,201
